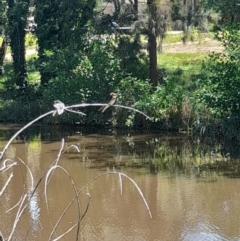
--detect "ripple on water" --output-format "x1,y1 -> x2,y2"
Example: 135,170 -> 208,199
181,221 -> 229,241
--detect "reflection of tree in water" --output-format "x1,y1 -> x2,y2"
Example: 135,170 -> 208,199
118,135 -> 240,179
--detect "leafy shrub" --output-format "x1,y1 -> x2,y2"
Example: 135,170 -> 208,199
42,39 -> 125,125
197,24 -> 240,118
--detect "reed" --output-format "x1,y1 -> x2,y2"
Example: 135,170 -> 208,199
0,100 -> 152,240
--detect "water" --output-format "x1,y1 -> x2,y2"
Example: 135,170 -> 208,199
0,125 -> 240,241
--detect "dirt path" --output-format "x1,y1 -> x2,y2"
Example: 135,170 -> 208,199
4,38 -> 224,61
163,37 -> 224,53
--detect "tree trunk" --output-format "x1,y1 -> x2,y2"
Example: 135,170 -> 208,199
9,25 -> 28,88
7,0 -> 29,90
148,1 -> 158,87
148,20 -> 158,87
133,0 -> 138,15
0,38 -> 8,75
157,36 -> 163,53
182,0 -> 188,44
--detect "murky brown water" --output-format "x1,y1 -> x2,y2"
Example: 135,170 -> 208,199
1,126 -> 240,241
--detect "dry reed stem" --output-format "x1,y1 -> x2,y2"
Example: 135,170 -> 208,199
0,100 -> 151,240
0,173 -> 13,197
18,158 -> 34,189
118,172 -> 123,195
8,194 -> 27,241
77,172 -> 152,218
45,165 -> 81,241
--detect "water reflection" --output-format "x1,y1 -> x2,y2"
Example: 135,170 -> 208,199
27,135 -> 41,231
0,126 -> 240,240
181,221 -> 229,241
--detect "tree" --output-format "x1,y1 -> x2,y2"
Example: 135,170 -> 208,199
200,0 -> 240,23
34,0 -> 96,85
170,0 -> 207,43
0,0 -> 8,75
147,0 -> 158,87
198,24 -> 240,118
7,0 -> 30,89
155,7 -> 168,53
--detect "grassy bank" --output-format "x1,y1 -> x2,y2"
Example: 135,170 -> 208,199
158,52 -> 206,72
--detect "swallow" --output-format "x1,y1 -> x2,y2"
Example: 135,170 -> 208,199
99,92 -> 117,113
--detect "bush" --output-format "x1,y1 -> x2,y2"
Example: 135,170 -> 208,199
194,24 -> 240,139
197,24 -> 240,118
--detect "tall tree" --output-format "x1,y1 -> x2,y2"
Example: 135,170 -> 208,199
200,0 -> 240,23
171,0 -> 207,43
0,0 -> 8,75
7,0 -> 30,89
147,0 -> 158,87
34,0 -> 96,85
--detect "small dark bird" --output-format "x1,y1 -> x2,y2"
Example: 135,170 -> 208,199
99,92 -> 117,113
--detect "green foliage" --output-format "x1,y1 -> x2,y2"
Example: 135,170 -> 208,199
118,34 -> 148,80
170,0 -> 208,31
118,74 -> 187,129
0,99 -> 42,123
6,0 -> 30,89
197,24 -> 240,118
200,0 -> 240,23
150,77 -> 184,120
34,0 -> 96,85
25,34 -> 37,48
42,39 -> 124,125
0,0 -> 7,33
170,0 -> 182,22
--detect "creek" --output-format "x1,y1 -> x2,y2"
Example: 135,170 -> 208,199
0,125 -> 240,241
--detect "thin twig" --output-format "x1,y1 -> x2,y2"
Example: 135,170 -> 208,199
8,194 -> 27,241
51,222 -> 78,241
0,101 -> 152,240
66,145 -> 81,153
0,230 -> 4,241
44,139 -> 65,238
0,173 -> 13,196
0,101 -> 150,161
46,165 -> 81,241
119,173 -> 152,218
118,173 -> 123,195
18,158 -> 34,189
77,172 -> 152,218
0,110 -> 55,161
0,159 -> 18,172
80,193 -> 91,221
65,103 -> 151,119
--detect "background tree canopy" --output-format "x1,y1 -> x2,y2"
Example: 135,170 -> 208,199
0,0 -> 240,140
34,0 -> 96,85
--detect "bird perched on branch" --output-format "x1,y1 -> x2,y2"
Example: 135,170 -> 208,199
53,100 -> 65,116
99,92 -> 117,113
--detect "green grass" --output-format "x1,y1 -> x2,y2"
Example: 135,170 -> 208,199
0,56 -> 40,86
164,33 -> 183,43
25,34 -> 37,49
158,52 -> 207,80
0,34 -> 37,54
158,52 -> 206,70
